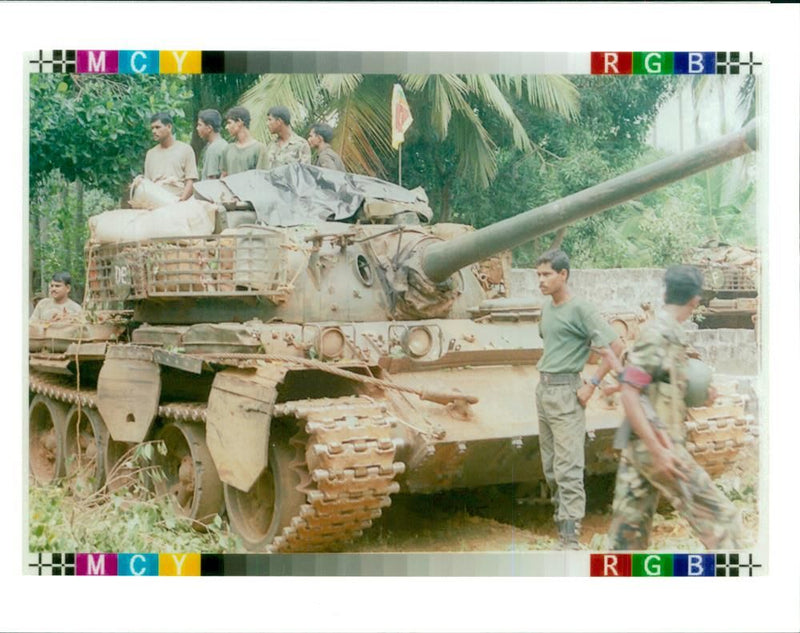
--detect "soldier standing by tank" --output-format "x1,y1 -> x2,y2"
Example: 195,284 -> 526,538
262,105 -> 311,169
221,107 -> 268,176
308,123 -> 346,172
144,112 -> 198,201
30,271 -> 82,322
535,249 -> 624,549
605,265 -> 744,550
196,109 -> 227,180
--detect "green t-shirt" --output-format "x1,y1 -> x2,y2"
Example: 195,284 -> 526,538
201,136 -> 228,180
537,297 -> 618,374
223,141 -> 268,176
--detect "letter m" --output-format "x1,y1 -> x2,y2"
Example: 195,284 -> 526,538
88,51 -> 106,73
87,554 -> 106,575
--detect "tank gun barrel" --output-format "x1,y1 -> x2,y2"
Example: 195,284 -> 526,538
421,120 -> 758,283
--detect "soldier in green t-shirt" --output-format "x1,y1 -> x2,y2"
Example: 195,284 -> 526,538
221,106 -> 268,176
535,249 -> 624,549
196,109 -> 227,180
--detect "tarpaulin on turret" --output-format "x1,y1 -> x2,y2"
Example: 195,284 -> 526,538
193,164 -> 431,226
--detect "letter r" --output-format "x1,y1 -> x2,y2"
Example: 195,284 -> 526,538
603,555 -> 619,576
604,53 -> 619,74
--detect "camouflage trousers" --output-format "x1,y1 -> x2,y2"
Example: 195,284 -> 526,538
535,375 -> 586,523
607,437 -> 744,550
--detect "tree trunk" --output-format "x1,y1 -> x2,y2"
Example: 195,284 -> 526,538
439,181 -> 451,223
74,178 -> 85,301
550,227 -> 567,250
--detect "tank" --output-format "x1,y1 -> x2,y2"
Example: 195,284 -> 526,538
28,121 -> 759,552
685,240 -> 759,329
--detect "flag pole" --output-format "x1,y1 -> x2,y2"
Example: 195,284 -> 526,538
398,144 -> 403,186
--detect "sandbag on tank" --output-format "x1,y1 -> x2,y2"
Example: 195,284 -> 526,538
129,177 -> 180,209
89,199 -> 218,243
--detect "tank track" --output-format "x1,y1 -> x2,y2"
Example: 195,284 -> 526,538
30,373 -> 407,552
29,372 -> 208,423
29,371 -> 755,549
271,396 -> 406,553
685,405 -> 757,478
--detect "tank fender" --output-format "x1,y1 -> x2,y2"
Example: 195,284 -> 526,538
206,365 -> 288,492
96,346 -> 161,443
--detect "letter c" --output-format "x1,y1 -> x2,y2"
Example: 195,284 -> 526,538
131,51 -> 147,74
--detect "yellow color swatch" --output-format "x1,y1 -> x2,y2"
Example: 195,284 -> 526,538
159,553 -> 201,576
159,51 -> 202,74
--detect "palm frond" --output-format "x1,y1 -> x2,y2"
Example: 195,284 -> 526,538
334,85 -> 392,178
450,109 -> 497,189
320,74 -> 362,99
497,75 -> 579,121
411,74 -> 470,138
463,75 -> 532,152
240,74 -> 321,141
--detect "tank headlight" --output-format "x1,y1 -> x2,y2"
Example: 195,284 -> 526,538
320,327 -> 346,360
403,326 -> 433,358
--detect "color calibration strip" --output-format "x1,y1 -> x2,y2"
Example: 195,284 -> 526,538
27,552 -> 763,576
26,51 -> 763,76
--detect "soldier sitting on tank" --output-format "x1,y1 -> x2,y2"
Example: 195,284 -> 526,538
196,109 -> 228,180
308,123 -> 346,172
535,249 -> 624,550
221,106 -> 269,177
262,105 -> 311,170
30,271 -> 82,322
142,112 -> 198,201
604,265 -> 744,550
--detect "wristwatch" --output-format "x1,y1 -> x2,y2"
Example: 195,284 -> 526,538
589,376 -> 602,388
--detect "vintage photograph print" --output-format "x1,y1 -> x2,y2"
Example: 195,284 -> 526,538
25,51 -> 764,576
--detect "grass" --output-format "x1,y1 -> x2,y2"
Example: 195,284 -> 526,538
29,442 -> 241,553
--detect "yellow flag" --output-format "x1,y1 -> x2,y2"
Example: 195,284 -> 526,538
391,83 -> 413,150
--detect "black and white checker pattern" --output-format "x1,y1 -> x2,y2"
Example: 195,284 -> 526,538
28,552 -> 75,576
716,52 -> 763,75
29,50 -> 76,74
715,553 -> 762,577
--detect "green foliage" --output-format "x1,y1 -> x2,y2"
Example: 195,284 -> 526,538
29,170 -> 116,298
30,74 -> 195,196
29,442 -> 241,553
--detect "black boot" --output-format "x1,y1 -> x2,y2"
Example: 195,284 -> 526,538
558,519 -> 581,550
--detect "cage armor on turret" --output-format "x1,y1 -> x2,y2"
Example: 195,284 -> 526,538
29,122 -> 758,552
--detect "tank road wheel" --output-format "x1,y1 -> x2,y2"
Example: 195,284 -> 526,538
64,405 -> 107,497
29,395 -> 68,484
153,421 -> 224,527
223,437 -> 305,551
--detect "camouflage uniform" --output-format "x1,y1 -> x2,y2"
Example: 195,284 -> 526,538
607,310 -> 743,550
261,131 -> 311,170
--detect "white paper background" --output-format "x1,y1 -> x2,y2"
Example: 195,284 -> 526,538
2,3 -> 798,631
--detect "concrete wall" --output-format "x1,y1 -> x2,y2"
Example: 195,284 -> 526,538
510,268 -> 667,312
510,268 -> 760,376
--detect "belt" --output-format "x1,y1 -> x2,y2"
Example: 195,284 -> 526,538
540,372 -> 579,385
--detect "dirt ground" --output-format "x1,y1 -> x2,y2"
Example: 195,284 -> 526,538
349,445 -> 760,553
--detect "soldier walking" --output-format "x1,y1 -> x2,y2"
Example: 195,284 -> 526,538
606,265 -> 744,550
535,249 -> 623,549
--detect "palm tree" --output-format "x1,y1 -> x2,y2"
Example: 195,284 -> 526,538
239,73 -> 579,218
